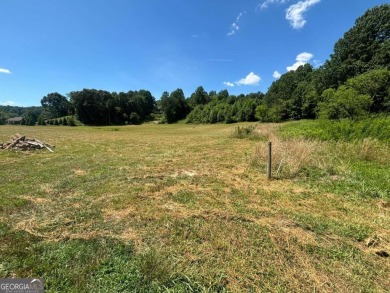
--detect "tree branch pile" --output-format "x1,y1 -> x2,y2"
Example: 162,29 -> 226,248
0,134 -> 55,152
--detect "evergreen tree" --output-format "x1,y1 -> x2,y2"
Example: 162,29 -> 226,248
67,116 -> 76,126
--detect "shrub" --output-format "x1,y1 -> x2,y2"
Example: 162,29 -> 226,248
231,125 -> 264,140
318,87 -> 372,120
67,116 -> 76,126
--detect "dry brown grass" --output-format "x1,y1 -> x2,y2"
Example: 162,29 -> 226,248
251,124 -> 335,178
1,123 -> 389,292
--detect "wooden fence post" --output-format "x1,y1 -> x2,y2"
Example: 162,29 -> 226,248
267,142 -> 272,180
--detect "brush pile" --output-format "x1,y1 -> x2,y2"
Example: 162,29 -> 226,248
0,134 -> 54,152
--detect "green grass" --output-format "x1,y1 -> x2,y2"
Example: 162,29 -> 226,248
276,119 -> 390,201
279,116 -> 390,142
0,123 -> 389,292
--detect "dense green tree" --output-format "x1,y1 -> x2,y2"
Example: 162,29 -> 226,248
322,4 -> 390,89
129,90 -> 156,120
70,89 -> 112,125
189,86 -> 210,107
37,115 -> 46,125
160,89 -> 189,123
318,86 -> 372,120
255,104 -> 284,123
129,112 -> 141,124
187,93 -> 263,124
215,90 -> 229,101
262,64 -> 315,121
0,111 -> 7,125
24,110 -> 38,126
208,90 -> 217,99
41,92 -> 71,118
346,68 -> 390,112
0,105 -> 43,118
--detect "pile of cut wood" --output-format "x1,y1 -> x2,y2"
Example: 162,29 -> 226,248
0,134 -> 54,152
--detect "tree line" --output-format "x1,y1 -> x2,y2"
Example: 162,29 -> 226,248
1,4 -> 388,126
257,4 -> 390,122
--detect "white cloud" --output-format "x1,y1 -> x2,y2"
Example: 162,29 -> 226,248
286,0 -> 320,29
227,11 -> 246,36
0,68 -> 11,74
223,81 -> 235,87
236,72 -> 261,86
259,0 -> 290,10
287,61 -> 306,71
224,72 -> 261,87
286,52 -> 313,71
0,100 -> 16,106
273,71 -> 282,79
227,30 -> 235,36
296,52 -> 313,62
236,12 -> 246,22
313,59 -> 322,68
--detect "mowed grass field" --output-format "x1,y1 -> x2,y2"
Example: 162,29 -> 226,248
0,123 -> 389,292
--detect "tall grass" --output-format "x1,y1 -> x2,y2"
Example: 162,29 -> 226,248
250,121 -> 390,194
230,125 -> 265,140
278,116 -> 390,142
251,136 -> 337,179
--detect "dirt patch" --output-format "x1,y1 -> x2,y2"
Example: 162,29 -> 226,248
23,196 -> 52,205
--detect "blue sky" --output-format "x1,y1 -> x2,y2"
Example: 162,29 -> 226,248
0,0 -> 388,106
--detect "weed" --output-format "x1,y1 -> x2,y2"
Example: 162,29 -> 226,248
231,125 -> 265,140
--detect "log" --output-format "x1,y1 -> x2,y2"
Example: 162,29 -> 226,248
1,134 -> 54,152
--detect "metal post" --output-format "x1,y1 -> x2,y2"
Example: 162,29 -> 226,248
267,142 -> 272,179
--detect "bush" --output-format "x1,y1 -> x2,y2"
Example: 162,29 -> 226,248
129,112 -> 141,125
231,125 -> 264,140
318,87 -> 372,120
67,116 -> 76,126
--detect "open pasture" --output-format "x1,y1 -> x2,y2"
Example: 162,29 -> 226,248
0,123 -> 389,292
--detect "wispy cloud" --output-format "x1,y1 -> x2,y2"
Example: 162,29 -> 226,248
208,59 -> 233,62
223,81 -> 235,87
273,71 -> 282,79
258,0 -> 290,10
287,52 -> 313,71
313,59 -> 322,68
227,11 -> 246,36
0,68 -> 11,74
192,34 -> 198,38
0,100 -> 16,106
285,0 -> 320,29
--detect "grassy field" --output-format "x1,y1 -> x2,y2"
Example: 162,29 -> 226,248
0,122 -> 389,292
